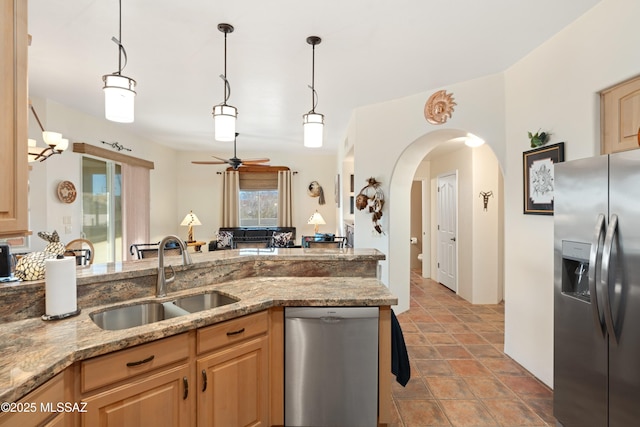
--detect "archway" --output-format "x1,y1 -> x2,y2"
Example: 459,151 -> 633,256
388,128 -> 504,313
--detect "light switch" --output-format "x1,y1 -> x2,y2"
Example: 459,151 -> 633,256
63,216 -> 71,225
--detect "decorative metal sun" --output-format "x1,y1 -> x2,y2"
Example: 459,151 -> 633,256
424,90 -> 457,125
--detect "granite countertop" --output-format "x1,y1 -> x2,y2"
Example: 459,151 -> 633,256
0,248 -> 396,403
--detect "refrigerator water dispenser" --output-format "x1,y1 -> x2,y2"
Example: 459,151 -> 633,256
561,240 -> 591,302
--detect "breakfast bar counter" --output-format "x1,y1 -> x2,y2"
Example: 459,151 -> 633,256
0,248 -> 396,406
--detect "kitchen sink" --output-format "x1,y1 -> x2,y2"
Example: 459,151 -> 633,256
172,291 -> 239,313
90,291 -> 239,330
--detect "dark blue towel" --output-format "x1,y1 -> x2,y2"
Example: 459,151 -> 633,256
391,309 -> 411,386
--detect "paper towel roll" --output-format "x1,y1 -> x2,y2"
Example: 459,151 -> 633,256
45,256 -> 77,317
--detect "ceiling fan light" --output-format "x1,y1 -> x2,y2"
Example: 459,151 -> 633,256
303,113 -> 324,148
213,104 -> 237,142
103,74 -> 136,123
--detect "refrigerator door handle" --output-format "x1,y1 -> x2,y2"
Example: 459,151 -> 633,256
588,213 -> 607,336
601,213 -> 618,342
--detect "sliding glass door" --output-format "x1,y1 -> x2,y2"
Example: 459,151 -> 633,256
81,157 -> 122,263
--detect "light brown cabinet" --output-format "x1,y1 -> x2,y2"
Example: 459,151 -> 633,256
601,75 -> 640,154
0,371 -> 73,427
78,333 -> 194,427
196,311 -> 270,427
0,0 -> 29,238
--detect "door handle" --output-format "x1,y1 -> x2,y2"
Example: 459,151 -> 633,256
450,237 -> 456,242
588,214 -> 606,336
183,376 -> 188,400
202,369 -> 207,392
601,214 -> 618,342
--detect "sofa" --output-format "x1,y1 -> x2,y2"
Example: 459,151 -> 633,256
209,227 -> 297,250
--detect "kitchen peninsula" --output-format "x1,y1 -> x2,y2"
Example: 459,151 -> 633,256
0,248 -> 396,426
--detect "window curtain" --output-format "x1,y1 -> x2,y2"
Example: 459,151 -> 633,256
278,170 -> 293,227
222,170 -> 240,227
121,164 -> 150,260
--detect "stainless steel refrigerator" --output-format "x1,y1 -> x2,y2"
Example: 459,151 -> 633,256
554,149 -> 640,427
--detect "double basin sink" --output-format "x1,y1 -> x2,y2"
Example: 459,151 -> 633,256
90,291 -> 239,331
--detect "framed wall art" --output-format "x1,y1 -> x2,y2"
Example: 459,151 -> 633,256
523,142 -> 565,215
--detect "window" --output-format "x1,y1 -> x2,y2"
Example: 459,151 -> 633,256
239,190 -> 278,226
238,171 -> 278,227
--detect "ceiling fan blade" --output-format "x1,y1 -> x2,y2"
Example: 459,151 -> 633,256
241,158 -> 270,164
191,160 -> 227,165
211,155 -> 231,163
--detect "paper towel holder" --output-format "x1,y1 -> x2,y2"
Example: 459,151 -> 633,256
41,254 -> 82,321
42,307 -> 81,321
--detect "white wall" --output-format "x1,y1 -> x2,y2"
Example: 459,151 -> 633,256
175,150 -> 338,244
346,73 -> 506,314
27,98 -> 178,252
27,99 -> 337,254
503,0 -> 640,387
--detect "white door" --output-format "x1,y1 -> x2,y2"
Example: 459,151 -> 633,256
437,173 -> 457,291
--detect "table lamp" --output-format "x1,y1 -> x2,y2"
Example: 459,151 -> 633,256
180,210 -> 202,242
307,211 -> 326,234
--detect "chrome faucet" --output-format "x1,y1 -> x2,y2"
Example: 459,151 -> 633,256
157,235 -> 192,297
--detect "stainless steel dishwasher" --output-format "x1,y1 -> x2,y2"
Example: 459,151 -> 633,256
285,307 -> 379,427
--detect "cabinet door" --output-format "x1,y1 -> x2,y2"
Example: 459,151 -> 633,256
0,0 -> 29,237
601,75 -> 640,154
198,336 -> 269,427
81,364 -> 193,427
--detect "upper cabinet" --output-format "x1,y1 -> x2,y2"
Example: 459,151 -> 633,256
0,0 -> 29,238
601,75 -> 640,155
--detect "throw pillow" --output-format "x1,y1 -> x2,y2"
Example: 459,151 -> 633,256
272,231 -> 293,248
216,231 -> 234,249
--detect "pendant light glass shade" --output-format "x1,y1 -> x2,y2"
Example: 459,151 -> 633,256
303,36 -> 323,148
303,112 -> 324,148
213,104 -> 237,142
103,74 -> 136,123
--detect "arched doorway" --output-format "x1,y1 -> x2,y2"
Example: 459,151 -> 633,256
389,129 -> 504,313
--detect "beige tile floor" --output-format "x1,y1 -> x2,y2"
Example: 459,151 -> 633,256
388,271 -> 556,427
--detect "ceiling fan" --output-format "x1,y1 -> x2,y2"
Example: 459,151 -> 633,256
192,133 -> 270,169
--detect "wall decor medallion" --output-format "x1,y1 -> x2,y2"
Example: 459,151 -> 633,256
523,142 -> 565,215
57,180 -> 77,204
424,90 -> 456,125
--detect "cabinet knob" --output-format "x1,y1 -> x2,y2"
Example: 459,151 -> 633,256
202,369 -> 208,392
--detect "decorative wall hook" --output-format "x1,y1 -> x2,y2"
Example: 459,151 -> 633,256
479,191 -> 493,211
101,140 -> 132,152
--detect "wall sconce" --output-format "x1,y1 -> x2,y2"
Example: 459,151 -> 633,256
180,210 -> 202,242
28,101 -> 68,162
212,23 -> 237,142
307,210 -> 326,234
102,0 -> 136,123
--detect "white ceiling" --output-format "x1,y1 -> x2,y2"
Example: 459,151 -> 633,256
28,0 -> 600,156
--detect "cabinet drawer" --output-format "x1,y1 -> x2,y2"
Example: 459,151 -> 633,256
81,333 -> 189,393
197,311 -> 268,354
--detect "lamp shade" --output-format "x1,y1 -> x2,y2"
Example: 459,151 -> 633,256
180,211 -> 202,227
103,74 -> 136,123
213,104 -> 237,142
303,113 -> 324,148
307,210 -> 326,234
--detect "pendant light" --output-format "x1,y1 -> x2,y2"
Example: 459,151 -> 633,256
102,0 -> 136,123
212,23 -> 237,142
303,36 -> 324,148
